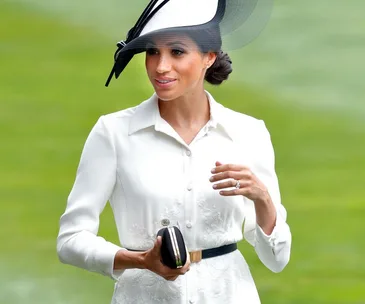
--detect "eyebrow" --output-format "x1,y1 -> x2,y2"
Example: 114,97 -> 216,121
146,41 -> 189,49
166,41 -> 188,48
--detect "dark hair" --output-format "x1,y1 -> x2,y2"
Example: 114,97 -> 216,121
188,27 -> 233,85
205,51 -> 233,85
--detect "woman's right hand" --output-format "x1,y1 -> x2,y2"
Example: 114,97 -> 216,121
142,236 -> 191,281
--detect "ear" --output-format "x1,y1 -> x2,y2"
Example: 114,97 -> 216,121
205,52 -> 217,69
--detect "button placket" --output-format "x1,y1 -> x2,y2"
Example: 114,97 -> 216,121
182,145 -> 195,246
185,148 -> 193,191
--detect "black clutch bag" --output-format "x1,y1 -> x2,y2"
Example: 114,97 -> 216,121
157,226 -> 188,269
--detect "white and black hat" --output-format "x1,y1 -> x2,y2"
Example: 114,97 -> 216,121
105,0 -> 272,86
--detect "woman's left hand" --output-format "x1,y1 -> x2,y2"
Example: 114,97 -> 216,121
209,161 -> 269,203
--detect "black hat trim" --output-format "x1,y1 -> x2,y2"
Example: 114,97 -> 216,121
105,0 -> 171,87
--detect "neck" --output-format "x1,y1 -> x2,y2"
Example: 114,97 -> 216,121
158,89 -> 210,129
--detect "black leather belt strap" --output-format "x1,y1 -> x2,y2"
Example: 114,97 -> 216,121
202,243 -> 237,259
126,243 -> 237,259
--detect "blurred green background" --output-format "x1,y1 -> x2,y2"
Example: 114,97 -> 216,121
1,0 -> 364,303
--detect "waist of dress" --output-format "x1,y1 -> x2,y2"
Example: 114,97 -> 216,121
126,243 -> 238,263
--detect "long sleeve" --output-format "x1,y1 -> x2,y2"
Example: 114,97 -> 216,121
57,116 -> 124,279
244,120 -> 292,273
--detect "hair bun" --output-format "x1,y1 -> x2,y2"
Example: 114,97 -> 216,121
205,51 -> 233,85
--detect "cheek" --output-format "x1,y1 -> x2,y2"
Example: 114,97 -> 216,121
145,56 -> 155,77
178,57 -> 203,82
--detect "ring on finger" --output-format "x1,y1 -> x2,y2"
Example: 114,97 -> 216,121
235,180 -> 240,189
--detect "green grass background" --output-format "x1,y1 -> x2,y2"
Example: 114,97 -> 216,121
1,0 -> 364,303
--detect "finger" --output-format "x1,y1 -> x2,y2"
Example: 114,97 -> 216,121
160,264 -> 189,279
180,259 -> 190,271
165,275 -> 179,281
152,236 -> 162,256
211,163 -> 242,174
160,264 -> 185,276
212,162 -> 252,174
218,188 -> 242,196
209,171 -> 241,183
180,264 -> 190,274
213,180 -> 251,190
155,236 -> 162,249
211,168 -> 254,183
212,179 -> 238,189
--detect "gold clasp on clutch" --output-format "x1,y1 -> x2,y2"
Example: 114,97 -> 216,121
189,250 -> 202,263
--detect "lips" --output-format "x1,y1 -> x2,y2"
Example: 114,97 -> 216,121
156,78 -> 176,84
154,78 -> 177,88
157,80 -> 173,84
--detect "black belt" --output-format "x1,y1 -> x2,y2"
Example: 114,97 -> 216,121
201,243 -> 238,259
127,243 -> 237,263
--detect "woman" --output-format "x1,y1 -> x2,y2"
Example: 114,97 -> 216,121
57,0 -> 291,303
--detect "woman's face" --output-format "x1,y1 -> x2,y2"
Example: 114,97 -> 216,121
145,35 -> 216,101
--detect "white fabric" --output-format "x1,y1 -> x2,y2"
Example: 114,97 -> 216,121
140,0 -> 219,37
57,91 -> 292,303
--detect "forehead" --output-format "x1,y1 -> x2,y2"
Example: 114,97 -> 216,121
148,33 -> 199,49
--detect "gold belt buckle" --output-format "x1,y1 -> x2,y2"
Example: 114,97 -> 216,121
189,250 -> 202,263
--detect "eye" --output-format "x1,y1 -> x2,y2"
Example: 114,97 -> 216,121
172,48 -> 184,56
146,48 -> 158,55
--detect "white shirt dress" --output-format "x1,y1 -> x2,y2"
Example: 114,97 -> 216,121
57,91 -> 292,303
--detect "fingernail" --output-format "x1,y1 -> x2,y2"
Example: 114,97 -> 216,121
211,168 -> 215,173
213,184 -> 217,189
209,177 -> 214,182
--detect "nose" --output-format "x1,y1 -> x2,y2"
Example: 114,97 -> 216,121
156,54 -> 172,74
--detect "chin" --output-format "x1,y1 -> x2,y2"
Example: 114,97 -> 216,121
154,88 -> 181,102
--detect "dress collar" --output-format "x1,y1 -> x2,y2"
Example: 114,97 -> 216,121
128,91 -> 235,140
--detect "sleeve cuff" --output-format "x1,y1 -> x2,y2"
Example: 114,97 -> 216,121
94,241 -> 125,280
110,248 -> 128,281
256,223 -> 277,244
255,211 -> 286,246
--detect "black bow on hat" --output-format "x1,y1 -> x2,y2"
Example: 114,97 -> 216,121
105,0 -> 173,87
